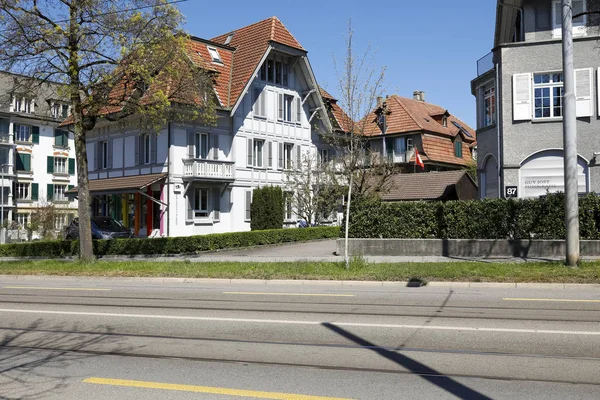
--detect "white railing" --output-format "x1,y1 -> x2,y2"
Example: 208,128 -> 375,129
183,159 -> 235,180
0,134 -> 13,144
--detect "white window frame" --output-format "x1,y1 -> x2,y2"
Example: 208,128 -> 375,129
14,96 -> 34,114
16,213 -> 28,228
284,191 -> 294,221
253,139 -> 264,168
51,102 -> 70,119
552,0 -> 587,38
244,190 -> 252,222
100,140 -> 109,169
54,185 -> 67,201
284,143 -> 294,170
15,124 -> 31,142
194,188 -> 209,218
143,133 -> 151,164
533,72 -> 564,119
16,183 -> 30,200
483,86 -> 496,127
207,46 -> 222,63
319,149 -> 330,164
54,157 -> 67,174
195,132 -> 209,159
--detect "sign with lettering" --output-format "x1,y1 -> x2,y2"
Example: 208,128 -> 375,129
520,151 -> 588,198
505,186 -> 518,198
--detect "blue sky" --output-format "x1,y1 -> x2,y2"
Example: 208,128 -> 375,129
178,0 -> 496,128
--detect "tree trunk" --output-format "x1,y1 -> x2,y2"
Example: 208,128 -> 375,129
344,173 -> 353,270
73,114 -> 94,262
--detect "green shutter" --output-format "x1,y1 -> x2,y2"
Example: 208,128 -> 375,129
23,154 -> 31,171
31,183 -> 38,201
68,158 -> 75,175
32,126 -> 39,144
16,152 -> 24,171
54,129 -> 62,146
47,184 -> 54,201
47,156 -> 54,174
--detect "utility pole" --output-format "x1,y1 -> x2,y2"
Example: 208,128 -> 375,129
561,0 -> 580,267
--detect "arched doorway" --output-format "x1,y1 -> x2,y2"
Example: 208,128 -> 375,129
481,155 -> 499,198
520,150 -> 588,198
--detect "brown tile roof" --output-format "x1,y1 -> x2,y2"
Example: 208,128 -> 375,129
380,171 -> 475,201
211,16 -> 304,108
419,135 -> 474,166
319,87 -> 353,133
67,173 -> 166,194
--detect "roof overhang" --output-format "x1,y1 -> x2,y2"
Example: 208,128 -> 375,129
67,173 -> 167,196
494,0 -> 523,48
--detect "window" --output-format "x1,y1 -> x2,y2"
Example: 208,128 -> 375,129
54,214 -> 70,230
253,88 -> 266,118
207,46 -> 222,63
194,188 -> 209,218
284,192 -> 293,220
454,140 -> 463,158
14,97 -> 33,113
195,133 -> 209,159
275,61 -> 282,84
62,104 -> 69,119
0,148 -> 8,166
143,134 -> 151,164
253,139 -> 264,168
54,129 -> 69,146
319,149 -> 330,164
278,94 -> 295,122
483,87 -> 496,127
16,152 -> 31,172
552,0 -> 586,38
260,59 -> 289,85
534,73 -> 563,119
54,185 -> 67,201
282,63 -> 289,86
245,190 -> 252,221
442,116 -> 448,127
284,143 -> 294,169
16,213 -> 28,228
54,157 -> 67,174
15,124 -> 31,142
385,137 -> 413,162
16,183 -> 30,200
99,140 -> 109,169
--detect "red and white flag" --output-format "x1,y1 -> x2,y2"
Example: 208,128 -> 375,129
415,148 -> 424,169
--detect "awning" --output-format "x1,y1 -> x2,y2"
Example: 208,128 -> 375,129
67,173 -> 167,196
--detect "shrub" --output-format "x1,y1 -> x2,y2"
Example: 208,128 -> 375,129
346,193 -> 600,240
251,186 -> 284,231
0,226 -> 340,258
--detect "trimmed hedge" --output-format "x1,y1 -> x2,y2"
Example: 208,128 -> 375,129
251,186 -> 284,231
0,226 -> 340,258
348,193 -> 600,240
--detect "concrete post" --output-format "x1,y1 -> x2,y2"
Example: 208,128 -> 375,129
561,0 -> 580,266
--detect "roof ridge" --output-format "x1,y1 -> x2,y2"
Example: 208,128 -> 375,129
392,95 -> 424,131
270,16 -> 276,41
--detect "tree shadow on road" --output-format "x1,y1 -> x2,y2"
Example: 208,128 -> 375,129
322,322 -> 492,400
0,320 -> 131,400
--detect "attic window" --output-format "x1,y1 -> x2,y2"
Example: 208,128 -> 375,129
207,46 -> 222,63
442,117 -> 448,127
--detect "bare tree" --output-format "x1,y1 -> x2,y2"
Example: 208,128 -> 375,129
320,20 -> 392,268
0,0 -> 216,262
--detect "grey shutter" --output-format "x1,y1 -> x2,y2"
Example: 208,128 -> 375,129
278,93 -> 284,120
575,68 -> 592,117
139,135 -> 145,165
278,142 -> 284,169
247,138 -> 253,167
187,131 -> 195,159
97,141 -> 103,169
245,190 -> 252,221
108,139 -> 113,168
186,189 -> 194,222
134,136 -> 140,166
213,134 -> 219,160
296,97 -> 302,123
268,141 -> 273,168
151,134 -> 158,163
260,90 -> 266,117
296,145 -> 301,169
93,142 -> 98,171
253,88 -> 261,116
212,188 -> 220,221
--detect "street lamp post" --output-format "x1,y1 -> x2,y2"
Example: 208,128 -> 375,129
0,163 -> 10,244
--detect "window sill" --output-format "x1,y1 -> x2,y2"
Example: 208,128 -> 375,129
193,218 -> 213,226
254,115 -> 267,120
532,117 -> 562,123
16,170 -> 33,174
16,199 -> 33,203
15,141 -> 32,146
53,145 -> 70,150
53,173 -> 70,178
53,200 -> 70,204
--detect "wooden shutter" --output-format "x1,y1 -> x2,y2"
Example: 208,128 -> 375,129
212,188 -> 220,221
247,138 -> 253,167
31,183 -> 38,201
260,90 -> 266,117
68,158 -> 75,175
47,184 -> 54,201
108,139 -> 114,168
296,97 -> 302,123
24,154 -> 31,171
47,156 -> 54,174
151,134 -> 157,163
213,134 -> 219,160
16,152 -> 24,171
245,190 -> 252,221
513,73 -> 532,121
187,131 -> 195,159
278,93 -> 284,120
267,141 -> 273,168
278,143 -> 284,169
54,129 -> 60,146
32,126 -> 39,144
575,68 -> 593,117
295,145 -> 301,169
93,142 -> 98,170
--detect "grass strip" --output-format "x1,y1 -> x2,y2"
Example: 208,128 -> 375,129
0,259 -> 600,283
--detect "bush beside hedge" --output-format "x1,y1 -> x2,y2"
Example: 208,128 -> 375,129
0,226 -> 340,258
348,193 -> 600,240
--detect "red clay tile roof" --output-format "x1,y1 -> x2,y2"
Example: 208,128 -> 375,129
418,135 -> 473,166
319,87 -> 353,133
67,173 -> 167,194
379,171 -> 475,201
211,16 -> 304,108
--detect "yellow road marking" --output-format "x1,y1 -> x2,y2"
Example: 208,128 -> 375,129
3,286 -> 110,291
224,292 -> 355,297
83,377 -> 353,399
504,298 -> 600,303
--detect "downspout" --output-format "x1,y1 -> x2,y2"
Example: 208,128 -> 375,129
495,60 -> 502,198
166,121 -> 171,237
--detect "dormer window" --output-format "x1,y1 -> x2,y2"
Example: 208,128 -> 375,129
454,139 -> 463,158
51,102 -> 70,119
442,116 -> 448,127
13,96 -> 34,114
207,46 -> 222,63
259,58 -> 289,86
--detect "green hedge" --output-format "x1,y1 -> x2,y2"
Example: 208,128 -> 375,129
0,226 -> 340,258
251,186 -> 284,231
347,193 -> 600,240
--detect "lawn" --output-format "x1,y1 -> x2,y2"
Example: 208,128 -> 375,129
0,259 -> 599,283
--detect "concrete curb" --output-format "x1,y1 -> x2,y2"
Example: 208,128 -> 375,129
0,275 -> 599,289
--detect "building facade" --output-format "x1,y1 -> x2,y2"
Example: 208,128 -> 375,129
472,0 -> 600,199
0,72 -> 77,239
81,17 -> 332,237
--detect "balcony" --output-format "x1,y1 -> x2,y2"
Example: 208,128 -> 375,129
477,52 -> 494,77
183,159 -> 235,181
388,149 -> 415,164
0,134 -> 14,145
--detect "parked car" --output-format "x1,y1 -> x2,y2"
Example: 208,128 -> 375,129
64,217 -> 133,240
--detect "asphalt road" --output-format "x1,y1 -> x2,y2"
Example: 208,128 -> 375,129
0,276 -> 599,399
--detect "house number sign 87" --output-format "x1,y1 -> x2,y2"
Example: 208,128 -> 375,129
505,186 -> 518,198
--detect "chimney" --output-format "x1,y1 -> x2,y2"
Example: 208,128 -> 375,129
413,90 -> 425,102
377,96 -> 383,106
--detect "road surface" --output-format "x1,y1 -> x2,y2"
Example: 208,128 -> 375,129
0,276 -> 599,399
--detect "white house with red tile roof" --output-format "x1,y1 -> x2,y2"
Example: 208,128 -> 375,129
80,17 -> 333,237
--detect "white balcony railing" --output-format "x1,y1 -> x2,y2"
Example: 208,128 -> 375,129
183,159 -> 235,180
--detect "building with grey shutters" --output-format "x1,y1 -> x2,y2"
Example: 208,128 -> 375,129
471,0 -> 600,199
